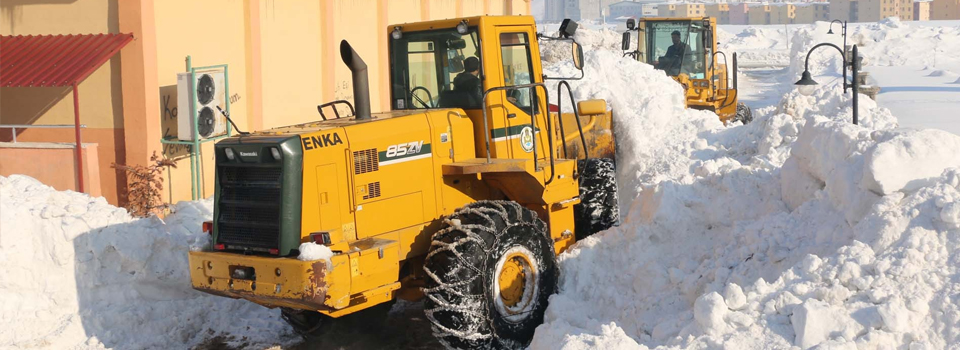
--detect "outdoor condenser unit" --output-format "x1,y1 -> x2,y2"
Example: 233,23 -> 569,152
177,69 -> 227,141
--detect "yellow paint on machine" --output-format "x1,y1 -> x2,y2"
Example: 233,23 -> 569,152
188,14 -> 616,318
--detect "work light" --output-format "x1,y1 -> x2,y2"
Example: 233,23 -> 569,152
271,147 -> 281,160
457,20 -> 469,34
224,148 -> 236,160
392,27 -> 402,40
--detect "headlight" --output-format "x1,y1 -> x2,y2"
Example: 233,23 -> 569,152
457,20 -> 469,34
270,147 -> 281,160
391,27 -> 402,40
224,148 -> 235,160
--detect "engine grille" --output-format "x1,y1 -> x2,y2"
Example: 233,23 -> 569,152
216,165 -> 282,250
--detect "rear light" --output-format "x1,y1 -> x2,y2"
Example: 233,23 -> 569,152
214,244 -> 226,251
548,103 -> 559,112
269,248 -> 280,255
202,221 -> 213,235
310,232 -> 331,245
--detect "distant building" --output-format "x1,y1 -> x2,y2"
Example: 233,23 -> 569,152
544,0 -> 582,22
706,3 -> 732,24
831,0 -> 915,22
729,3 -> 751,24
914,0 -> 931,20
858,0 -> 914,21
658,3 -> 706,17
813,3 -> 831,21
748,3 -> 773,24
931,0 -> 960,20
830,0 -> 860,22
608,0 -> 662,18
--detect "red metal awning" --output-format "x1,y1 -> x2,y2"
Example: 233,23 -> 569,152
0,33 -> 134,87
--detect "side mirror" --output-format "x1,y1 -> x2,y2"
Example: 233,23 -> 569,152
559,19 -> 578,38
621,32 -> 631,51
572,42 -> 584,70
626,19 -> 636,30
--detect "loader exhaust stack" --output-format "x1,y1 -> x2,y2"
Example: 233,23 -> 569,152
340,40 -> 371,120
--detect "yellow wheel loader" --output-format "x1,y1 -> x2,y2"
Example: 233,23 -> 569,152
187,16 -> 619,349
622,17 -> 752,123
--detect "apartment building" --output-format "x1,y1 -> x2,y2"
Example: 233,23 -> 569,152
748,3 -> 773,24
931,0 -> 960,20
609,0 -> 662,18
658,3 -> 707,17
914,0 -> 931,20
813,3 -> 831,21
859,0 -> 914,21
830,0 -> 860,22
706,3 -> 732,24
729,3 -> 751,24
545,0 -> 583,21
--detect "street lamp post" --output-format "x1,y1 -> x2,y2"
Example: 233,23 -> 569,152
828,19 -> 848,63
795,43 -> 860,125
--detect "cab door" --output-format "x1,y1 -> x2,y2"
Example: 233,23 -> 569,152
486,26 -> 552,166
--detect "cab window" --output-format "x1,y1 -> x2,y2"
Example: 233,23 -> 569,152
646,21 -> 705,78
499,32 -> 536,112
390,27 -> 481,109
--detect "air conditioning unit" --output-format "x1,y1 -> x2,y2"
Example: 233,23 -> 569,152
177,69 -> 227,141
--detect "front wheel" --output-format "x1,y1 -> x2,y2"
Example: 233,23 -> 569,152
423,201 -> 559,349
574,158 -> 620,240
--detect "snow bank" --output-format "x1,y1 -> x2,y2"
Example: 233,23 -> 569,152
0,175 -> 294,349
530,27 -> 960,350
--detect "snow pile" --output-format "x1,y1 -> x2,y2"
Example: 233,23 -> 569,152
719,26 -> 792,67
298,242 -> 334,268
530,27 -> 960,350
851,18 -> 960,68
0,175 -> 293,349
776,79 -> 898,130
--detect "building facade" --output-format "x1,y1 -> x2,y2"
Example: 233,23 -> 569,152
813,3 -> 831,21
545,0 -> 583,21
658,3 -> 706,17
705,3 -> 732,24
729,3 -> 751,24
931,0 -> 960,20
0,0 -> 531,206
914,0 -> 931,20
748,3 -> 773,24
609,1 -> 646,18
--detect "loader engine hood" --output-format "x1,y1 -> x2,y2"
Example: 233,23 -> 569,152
212,134 -> 303,256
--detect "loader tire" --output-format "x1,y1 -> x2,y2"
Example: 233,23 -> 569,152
423,201 -> 559,350
735,102 -> 753,124
574,158 -> 620,240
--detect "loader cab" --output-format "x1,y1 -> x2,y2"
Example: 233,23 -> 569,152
387,16 -> 583,161
630,19 -> 714,79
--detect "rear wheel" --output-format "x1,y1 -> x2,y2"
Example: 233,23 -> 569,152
574,158 -> 620,240
735,102 -> 753,124
423,201 -> 559,349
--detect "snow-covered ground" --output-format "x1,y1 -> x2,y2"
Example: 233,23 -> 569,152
3,18 -> 960,350
721,18 -> 960,135
532,19 -> 960,349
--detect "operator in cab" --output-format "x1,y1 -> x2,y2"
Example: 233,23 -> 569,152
453,56 -> 482,108
656,30 -> 693,76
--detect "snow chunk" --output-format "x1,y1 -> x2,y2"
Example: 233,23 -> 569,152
723,283 -> 747,311
694,292 -> 728,335
297,242 -> 334,265
791,299 -> 860,349
863,129 -> 960,194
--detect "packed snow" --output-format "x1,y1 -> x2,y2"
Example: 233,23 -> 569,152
2,18 -> 959,350
531,20 -> 960,350
0,175 -> 294,349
